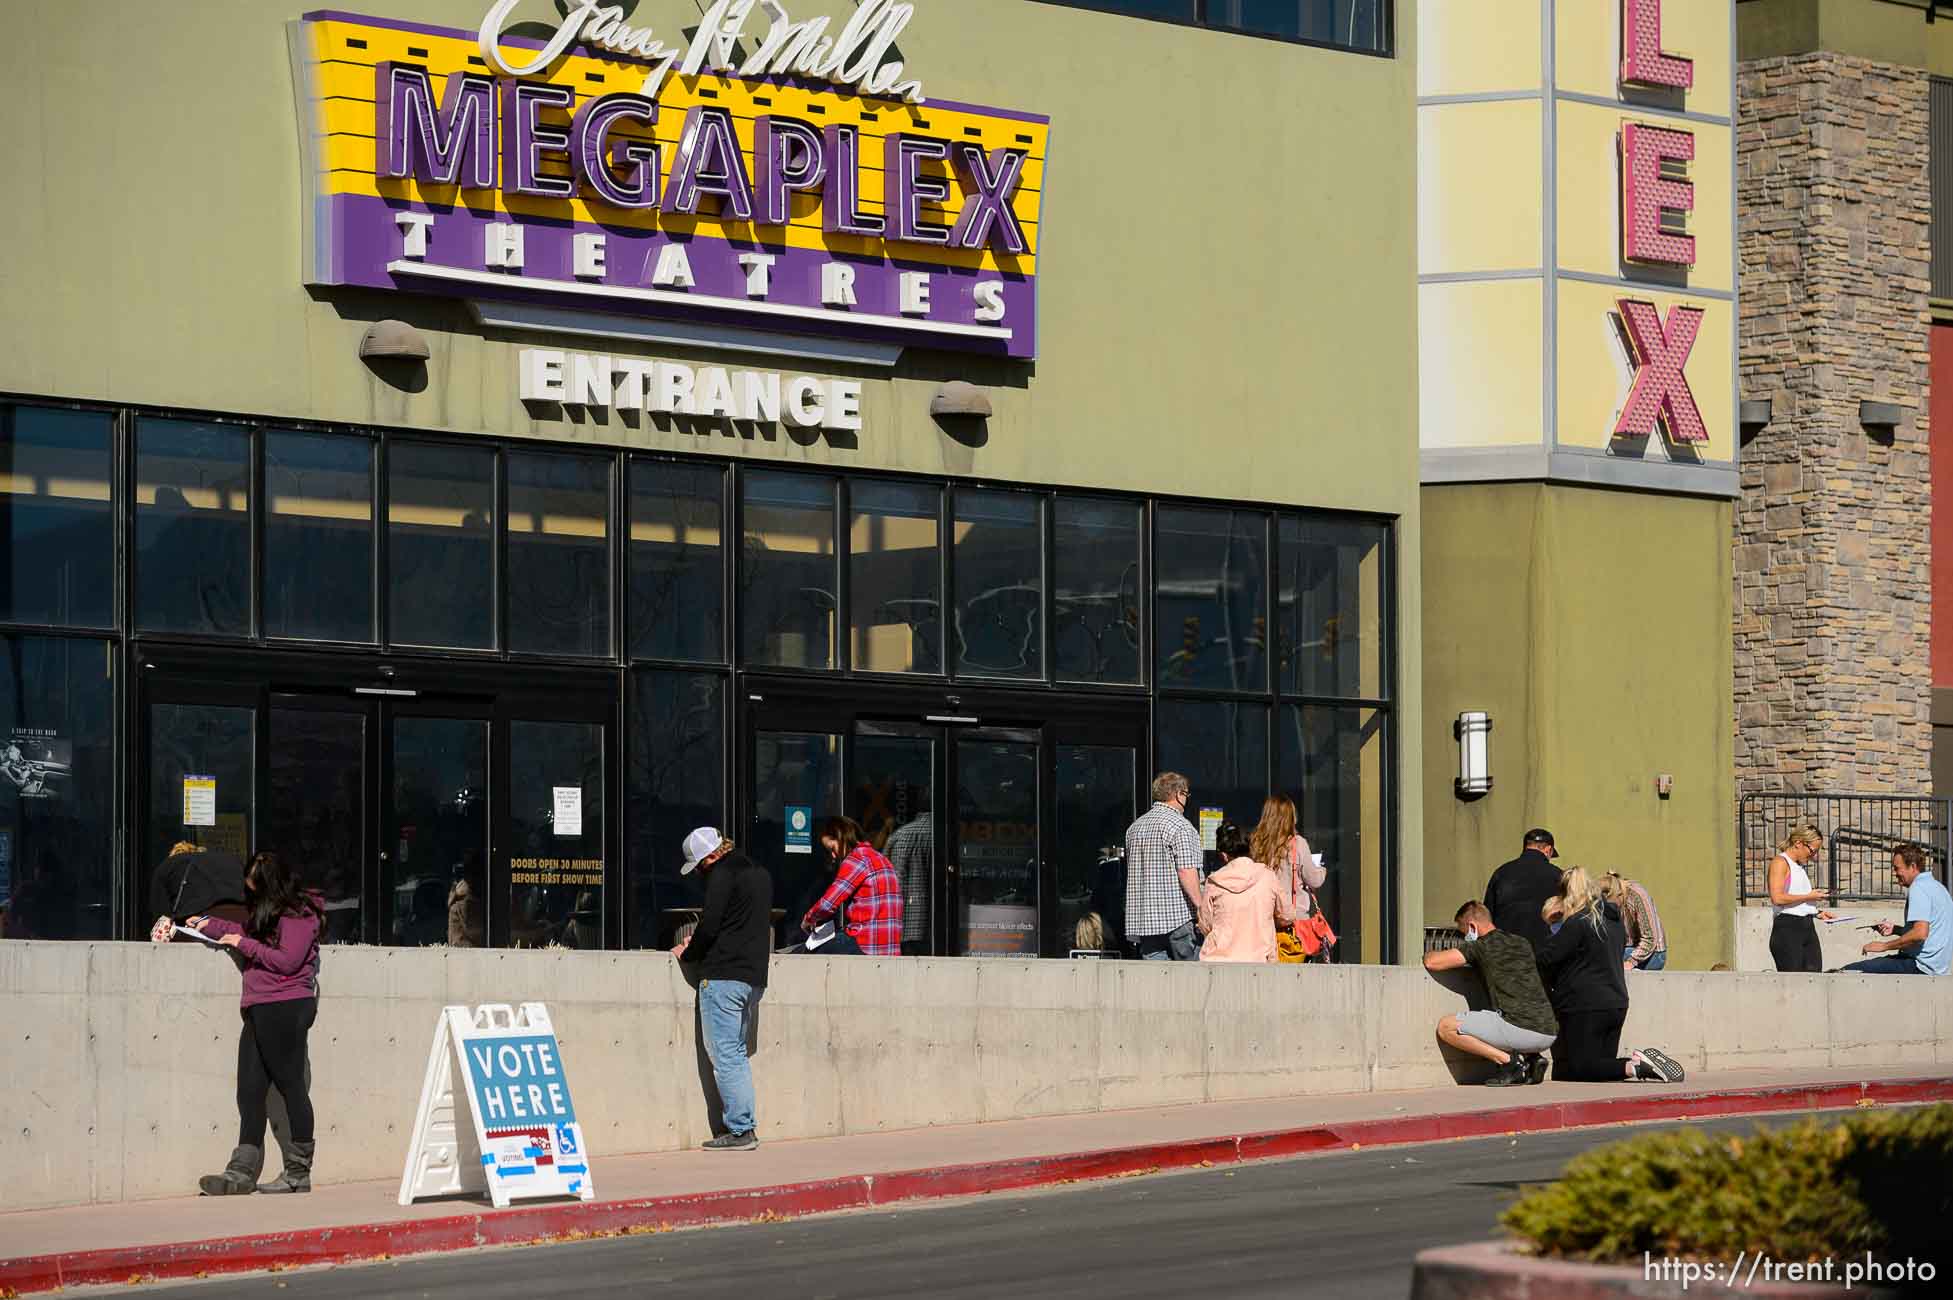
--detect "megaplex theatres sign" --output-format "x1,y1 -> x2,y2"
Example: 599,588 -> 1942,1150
291,1 -> 1049,359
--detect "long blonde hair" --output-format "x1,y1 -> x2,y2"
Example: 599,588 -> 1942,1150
1544,866 -> 1605,932
1777,825 -> 1820,856
1250,795 -> 1298,874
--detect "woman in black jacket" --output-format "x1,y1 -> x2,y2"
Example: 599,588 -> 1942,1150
1535,867 -> 1686,1083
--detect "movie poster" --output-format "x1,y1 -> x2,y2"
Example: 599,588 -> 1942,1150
1,728 -> 70,801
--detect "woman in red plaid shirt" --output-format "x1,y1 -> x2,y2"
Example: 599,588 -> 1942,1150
804,816 -> 905,956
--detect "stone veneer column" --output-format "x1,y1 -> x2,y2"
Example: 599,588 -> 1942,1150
1735,53 -> 1932,796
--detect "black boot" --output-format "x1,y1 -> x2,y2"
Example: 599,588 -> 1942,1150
257,1140 -> 315,1194
199,1144 -> 263,1196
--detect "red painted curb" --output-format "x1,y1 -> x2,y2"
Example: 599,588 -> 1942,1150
3,1076 -> 1947,1295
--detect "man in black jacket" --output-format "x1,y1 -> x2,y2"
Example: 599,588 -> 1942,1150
672,827 -> 772,1151
1484,828 -> 1561,952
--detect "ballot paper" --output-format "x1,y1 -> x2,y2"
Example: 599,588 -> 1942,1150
173,923 -> 223,946
804,920 -> 840,951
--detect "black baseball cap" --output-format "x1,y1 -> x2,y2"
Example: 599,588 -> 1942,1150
1523,828 -> 1557,853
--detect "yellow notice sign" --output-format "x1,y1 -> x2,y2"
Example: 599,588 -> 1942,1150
182,776 -> 216,827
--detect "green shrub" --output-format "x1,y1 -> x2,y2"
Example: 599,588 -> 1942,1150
1500,1104 -> 1953,1268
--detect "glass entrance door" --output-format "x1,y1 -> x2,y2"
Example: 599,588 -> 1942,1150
747,691 -> 1144,958
138,655 -> 614,949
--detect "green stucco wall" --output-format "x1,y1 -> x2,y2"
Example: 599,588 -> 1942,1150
0,0 -> 1427,953
1738,0 -> 1953,75
1421,483 -> 1736,969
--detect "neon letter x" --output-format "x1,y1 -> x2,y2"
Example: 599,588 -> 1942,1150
1614,299 -> 1708,443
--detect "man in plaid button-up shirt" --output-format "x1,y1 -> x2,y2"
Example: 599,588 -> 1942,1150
1124,772 -> 1205,960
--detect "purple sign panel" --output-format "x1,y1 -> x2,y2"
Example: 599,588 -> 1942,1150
293,9 -> 1048,360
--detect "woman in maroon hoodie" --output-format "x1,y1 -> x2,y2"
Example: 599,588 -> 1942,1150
185,851 -> 324,1195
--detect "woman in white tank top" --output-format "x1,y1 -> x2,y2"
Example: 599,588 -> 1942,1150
1768,826 -> 1836,972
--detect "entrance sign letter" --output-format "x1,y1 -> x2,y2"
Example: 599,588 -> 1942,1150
1614,298 -> 1708,443
1620,123 -> 1696,267
1620,0 -> 1694,90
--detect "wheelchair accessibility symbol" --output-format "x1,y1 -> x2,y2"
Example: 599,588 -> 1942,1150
556,1123 -> 579,1157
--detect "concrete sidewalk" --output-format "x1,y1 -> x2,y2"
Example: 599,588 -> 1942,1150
2,1065 -> 1947,1294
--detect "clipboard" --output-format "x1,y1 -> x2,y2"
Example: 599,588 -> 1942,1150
173,923 -> 223,946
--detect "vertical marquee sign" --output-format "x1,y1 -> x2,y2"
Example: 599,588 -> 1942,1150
1613,0 -> 1707,446
290,1 -> 1050,359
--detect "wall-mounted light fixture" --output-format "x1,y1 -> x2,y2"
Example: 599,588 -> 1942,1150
1859,400 -> 1902,444
930,380 -> 993,418
1738,397 -> 1772,446
1455,711 -> 1492,800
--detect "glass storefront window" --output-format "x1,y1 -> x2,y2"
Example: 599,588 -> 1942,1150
1036,0 -> 1390,53
1155,698 -> 1269,862
955,737 -> 1040,956
136,420 -> 251,637
850,480 -> 941,674
1053,496 -> 1141,684
265,431 -> 374,643
0,635 -> 114,940
1280,517 -> 1386,700
627,670 -> 723,949
629,461 -> 724,663
741,471 -> 836,670
146,701 -> 254,879
752,729 -> 840,947
1,406 -> 114,629
508,720 -> 606,948
388,442 -> 495,650
267,703 -> 365,943
1055,744 -> 1135,953
385,716 -> 488,947
1280,704 -> 1384,965
1156,506 -> 1268,692
953,490 -> 1041,680
508,452 -> 611,658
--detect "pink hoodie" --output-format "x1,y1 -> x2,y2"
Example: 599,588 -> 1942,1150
1197,857 -> 1295,963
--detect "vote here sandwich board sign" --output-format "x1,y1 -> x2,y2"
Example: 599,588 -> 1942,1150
398,1002 -> 594,1209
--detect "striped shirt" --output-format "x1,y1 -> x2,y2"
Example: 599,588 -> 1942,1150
1123,802 -> 1203,939
1617,878 -> 1667,963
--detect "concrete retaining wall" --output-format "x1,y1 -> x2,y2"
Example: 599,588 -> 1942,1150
3,941 -> 1951,1213
1733,904 -> 1908,972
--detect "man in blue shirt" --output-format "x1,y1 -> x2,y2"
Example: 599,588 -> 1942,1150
1842,843 -> 1951,976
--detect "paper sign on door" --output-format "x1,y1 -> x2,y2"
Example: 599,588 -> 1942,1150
183,776 -> 216,827
552,787 -> 583,838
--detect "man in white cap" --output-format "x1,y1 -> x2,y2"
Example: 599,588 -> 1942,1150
671,827 -> 773,1150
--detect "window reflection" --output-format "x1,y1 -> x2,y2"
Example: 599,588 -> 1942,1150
0,635 -> 114,940
1280,704 -> 1384,965
850,480 -> 940,674
0,406 -> 114,628
266,432 -> 374,643
1280,517 -> 1385,699
954,490 -> 1041,679
1155,699 -> 1269,867
628,670 -> 723,949
508,452 -> 611,658
508,720 -> 606,949
1056,744 -> 1134,955
1053,497 -> 1141,684
136,420 -> 251,636
741,472 -> 836,670
388,443 -> 495,650
385,717 -> 488,947
1156,506 -> 1268,691
629,461 -> 724,663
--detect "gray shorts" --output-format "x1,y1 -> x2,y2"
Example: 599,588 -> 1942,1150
1458,1009 -> 1557,1054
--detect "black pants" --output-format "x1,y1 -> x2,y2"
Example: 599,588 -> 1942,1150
237,998 -> 316,1148
1769,913 -> 1823,973
1552,1008 -> 1630,1082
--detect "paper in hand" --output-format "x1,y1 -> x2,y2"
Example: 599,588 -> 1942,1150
804,920 -> 839,951
172,923 -> 223,946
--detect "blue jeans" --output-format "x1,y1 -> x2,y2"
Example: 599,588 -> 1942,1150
699,979 -> 762,1134
1624,948 -> 1667,971
1134,919 -> 1201,961
1841,955 -> 1924,975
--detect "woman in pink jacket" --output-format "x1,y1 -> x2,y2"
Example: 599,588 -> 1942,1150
1198,823 -> 1295,963
184,851 -> 324,1196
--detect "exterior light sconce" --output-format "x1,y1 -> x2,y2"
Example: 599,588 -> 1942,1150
358,319 -> 431,361
929,381 -> 993,418
1738,397 -> 1772,446
1455,711 -> 1492,800
1858,400 -> 1902,444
